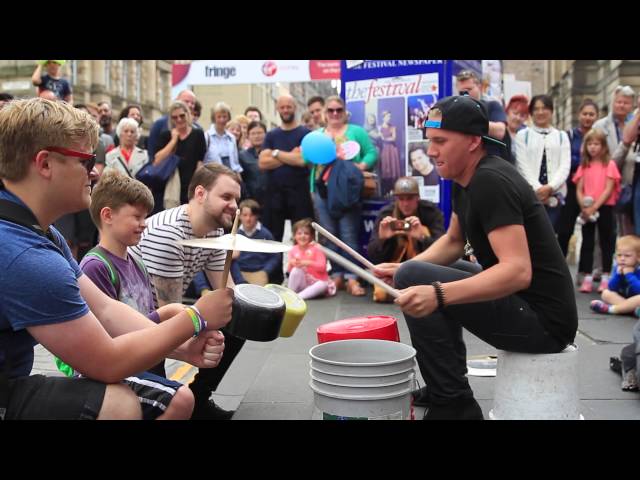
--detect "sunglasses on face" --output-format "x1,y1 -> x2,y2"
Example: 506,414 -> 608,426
326,108 -> 344,114
45,146 -> 96,174
171,113 -> 187,121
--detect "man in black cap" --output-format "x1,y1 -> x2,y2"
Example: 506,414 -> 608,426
374,95 -> 578,420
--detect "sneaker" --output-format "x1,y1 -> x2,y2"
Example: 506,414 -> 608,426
621,369 -> 639,392
610,356 -> 622,375
590,300 -> 610,314
579,276 -> 593,293
411,386 -> 432,408
575,272 -> 586,287
423,396 -> 484,421
191,398 -> 235,420
597,276 -> 609,293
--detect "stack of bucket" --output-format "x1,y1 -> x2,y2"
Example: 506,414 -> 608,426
309,339 -> 417,420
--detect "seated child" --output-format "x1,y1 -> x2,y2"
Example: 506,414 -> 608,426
287,218 -> 336,300
230,199 -> 281,286
78,170 -> 223,419
590,235 -> 640,316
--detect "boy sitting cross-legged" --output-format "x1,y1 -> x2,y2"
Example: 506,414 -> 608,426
78,170 -> 225,419
590,235 -> 640,317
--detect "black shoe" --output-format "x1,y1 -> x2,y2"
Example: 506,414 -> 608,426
411,386 -> 432,408
191,398 -> 235,420
610,356 -> 622,375
423,397 -> 484,420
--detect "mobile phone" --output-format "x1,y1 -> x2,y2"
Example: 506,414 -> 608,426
391,220 -> 410,231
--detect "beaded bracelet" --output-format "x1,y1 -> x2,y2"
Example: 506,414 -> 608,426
431,281 -> 446,311
185,306 -> 207,337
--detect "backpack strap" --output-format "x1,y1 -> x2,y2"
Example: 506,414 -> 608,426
84,246 -> 120,297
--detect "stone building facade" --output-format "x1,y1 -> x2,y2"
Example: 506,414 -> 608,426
544,60 -> 640,130
0,60 -> 173,132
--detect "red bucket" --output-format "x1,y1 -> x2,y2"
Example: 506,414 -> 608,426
317,316 -> 400,344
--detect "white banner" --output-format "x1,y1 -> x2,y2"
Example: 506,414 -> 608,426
172,60 -> 340,97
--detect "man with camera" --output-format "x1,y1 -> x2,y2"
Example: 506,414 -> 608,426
367,177 -> 444,302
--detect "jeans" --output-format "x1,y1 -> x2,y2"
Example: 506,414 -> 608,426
394,260 -> 566,404
313,191 -> 362,280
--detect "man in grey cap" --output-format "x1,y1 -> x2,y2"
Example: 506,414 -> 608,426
374,95 -> 578,420
367,177 -> 445,302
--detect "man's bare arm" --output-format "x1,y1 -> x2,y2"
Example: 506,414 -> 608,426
152,275 -> 184,306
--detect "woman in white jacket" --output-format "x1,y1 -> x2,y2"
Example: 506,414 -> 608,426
516,94 -> 571,230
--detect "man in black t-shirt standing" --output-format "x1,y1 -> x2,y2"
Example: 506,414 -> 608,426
375,95 -> 578,420
259,95 -> 313,282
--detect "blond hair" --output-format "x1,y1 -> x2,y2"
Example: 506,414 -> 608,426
89,169 -> 154,229
616,235 -> 640,257
581,128 -> 610,167
0,98 -> 99,181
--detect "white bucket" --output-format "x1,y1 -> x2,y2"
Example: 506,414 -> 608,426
489,344 -> 583,420
309,339 -> 417,420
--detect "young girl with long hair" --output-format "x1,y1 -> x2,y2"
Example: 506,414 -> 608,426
574,128 -> 622,293
287,219 -> 336,300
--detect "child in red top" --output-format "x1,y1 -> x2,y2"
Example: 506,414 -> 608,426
573,128 -> 621,293
287,218 -> 336,299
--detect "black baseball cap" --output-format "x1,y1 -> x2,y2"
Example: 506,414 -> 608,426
424,95 -> 506,147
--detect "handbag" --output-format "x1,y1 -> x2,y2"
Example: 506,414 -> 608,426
615,184 -> 633,215
361,171 -> 379,199
135,154 -> 180,191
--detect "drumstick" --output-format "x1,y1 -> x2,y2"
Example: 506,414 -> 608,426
317,244 -> 400,298
221,209 -> 240,287
312,222 -> 376,270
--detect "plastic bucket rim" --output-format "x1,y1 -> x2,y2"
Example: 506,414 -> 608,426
309,380 -> 414,401
309,359 -> 416,378
309,370 -> 414,388
309,339 -> 416,367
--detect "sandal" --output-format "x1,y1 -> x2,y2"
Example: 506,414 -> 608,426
347,279 -> 366,296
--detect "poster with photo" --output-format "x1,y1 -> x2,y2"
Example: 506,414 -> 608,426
408,141 -> 440,202
346,72 -> 439,198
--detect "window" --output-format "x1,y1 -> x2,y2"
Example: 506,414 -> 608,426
69,60 -> 77,86
135,61 -> 141,102
122,61 -> 129,99
105,60 -> 111,90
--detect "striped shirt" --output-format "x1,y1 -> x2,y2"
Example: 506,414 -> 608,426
129,205 -> 225,306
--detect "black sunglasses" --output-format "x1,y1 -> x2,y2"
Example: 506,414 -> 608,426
46,146 -> 96,174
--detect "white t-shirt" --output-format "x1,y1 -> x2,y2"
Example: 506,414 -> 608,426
129,204 -> 225,306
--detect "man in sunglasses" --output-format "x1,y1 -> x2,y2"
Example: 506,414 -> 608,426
0,98 -> 233,419
374,95 -> 577,420
31,60 -> 73,104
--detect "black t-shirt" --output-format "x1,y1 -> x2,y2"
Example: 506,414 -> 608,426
263,126 -> 310,186
158,128 -> 207,204
452,155 -> 577,345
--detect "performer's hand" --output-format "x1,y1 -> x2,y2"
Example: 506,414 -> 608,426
378,216 -> 396,240
395,285 -> 438,317
195,287 -> 234,330
373,262 -> 400,285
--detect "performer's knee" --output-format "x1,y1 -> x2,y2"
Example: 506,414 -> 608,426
394,260 -> 428,289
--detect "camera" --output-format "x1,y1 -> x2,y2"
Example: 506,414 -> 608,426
391,220 -> 410,231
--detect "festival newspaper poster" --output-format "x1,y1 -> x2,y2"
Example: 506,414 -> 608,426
345,72 -> 440,201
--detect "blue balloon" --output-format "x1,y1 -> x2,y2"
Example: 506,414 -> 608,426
301,131 -> 336,165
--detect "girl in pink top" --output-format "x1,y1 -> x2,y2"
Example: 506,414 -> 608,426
573,128 -> 622,293
287,219 -> 336,299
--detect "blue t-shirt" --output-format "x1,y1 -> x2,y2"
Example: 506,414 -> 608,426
568,127 -> 584,175
263,126 -> 310,185
39,74 -> 72,100
0,190 -> 88,379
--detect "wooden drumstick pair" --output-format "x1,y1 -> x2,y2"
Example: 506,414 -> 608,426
312,221 -> 400,298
